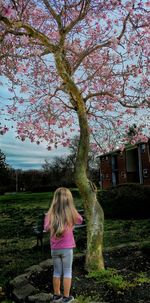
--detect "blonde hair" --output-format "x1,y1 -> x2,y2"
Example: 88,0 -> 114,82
47,187 -> 78,238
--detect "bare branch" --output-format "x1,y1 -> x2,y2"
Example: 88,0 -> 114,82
118,12 -> 130,41
84,91 -> 114,102
119,99 -> 148,108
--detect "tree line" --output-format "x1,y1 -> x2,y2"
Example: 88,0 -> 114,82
0,141 -> 99,194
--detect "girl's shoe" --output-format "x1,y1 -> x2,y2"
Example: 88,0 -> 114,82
62,296 -> 74,302
52,294 -> 62,302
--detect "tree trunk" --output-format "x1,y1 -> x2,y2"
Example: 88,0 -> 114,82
54,51 -> 104,271
74,106 -> 104,271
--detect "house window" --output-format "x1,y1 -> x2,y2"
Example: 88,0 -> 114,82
121,171 -> 126,178
143,168 -> 148,178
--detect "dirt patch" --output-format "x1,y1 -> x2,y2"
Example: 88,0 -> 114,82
28,247 -> 150,303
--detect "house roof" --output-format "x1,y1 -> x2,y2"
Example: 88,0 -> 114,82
97,140 -> 149,159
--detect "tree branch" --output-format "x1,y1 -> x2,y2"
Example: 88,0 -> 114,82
64,0 -> 91,34
72,12 -> 131,73
0,14 -> 56,52
84,91 -> 114,102
119,98 -> 148,108
73,41 -> 111,73
42,0 -> 62,31
118,12 -> 130,41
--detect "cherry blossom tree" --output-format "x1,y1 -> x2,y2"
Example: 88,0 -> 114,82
0,0 -> 150,271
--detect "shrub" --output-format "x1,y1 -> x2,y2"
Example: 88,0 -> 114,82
98,183 -> 150,219
141,241 -> 150,254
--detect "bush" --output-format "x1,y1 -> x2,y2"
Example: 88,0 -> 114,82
98,183 -> 150,219
141,241 -> 150,254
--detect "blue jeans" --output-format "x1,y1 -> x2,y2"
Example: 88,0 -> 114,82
51,248 -> 73,278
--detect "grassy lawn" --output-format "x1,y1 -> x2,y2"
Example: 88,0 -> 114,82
0,191 -> 150,289
104,219 -> 150,248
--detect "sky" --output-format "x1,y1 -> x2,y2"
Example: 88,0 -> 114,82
0,130 -> 68,170
0,75 -> 70,170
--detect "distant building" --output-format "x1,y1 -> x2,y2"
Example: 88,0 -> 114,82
98,140 -> 150,189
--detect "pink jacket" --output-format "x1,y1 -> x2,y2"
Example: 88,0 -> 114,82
44,213 -> 83,250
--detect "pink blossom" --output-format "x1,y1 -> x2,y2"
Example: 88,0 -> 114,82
17,65 -> 27,73
20,85 -> 29,93
3,6 -> 15,17
0,126 -> 9,135
125,108 -> 134,114
106,104 -> 114,111
20,35 -> 29,45
7,106 -> 17,114
29,98 -> 36,104
146,1 -> 150,6
18,99 -> 24,104
117,120 -> 123,126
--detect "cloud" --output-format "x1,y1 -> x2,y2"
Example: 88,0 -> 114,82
0,130 -> 69,170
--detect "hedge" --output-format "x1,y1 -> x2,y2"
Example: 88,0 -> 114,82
98,183 -> 150,219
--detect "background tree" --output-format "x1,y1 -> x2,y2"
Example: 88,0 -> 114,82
0,149 -> 9,185
0,149 -> 7,170
0,1 -> 150,271
0,149 -> 12,193
42,156 -> 75,187
42,136 -> 99,187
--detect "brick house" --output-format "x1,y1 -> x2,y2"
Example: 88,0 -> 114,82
99,140 -> 150,189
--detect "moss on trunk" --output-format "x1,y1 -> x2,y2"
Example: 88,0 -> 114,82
75,104 -> 104,271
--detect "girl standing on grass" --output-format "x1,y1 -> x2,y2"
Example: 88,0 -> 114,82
44,187 -> 83,303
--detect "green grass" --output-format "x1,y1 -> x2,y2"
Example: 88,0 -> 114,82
104,219 -> 150,247
87,268 -> 150,291
0,191 -> 83,288
88,268 -> 133,290
0,192 -> 53,208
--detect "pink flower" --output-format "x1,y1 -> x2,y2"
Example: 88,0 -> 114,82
29,98 -> 36,104
146,1 -> 150,6
106,104 -> 114,111
20,85 -> 29,93
20,35 -> 29,45
17,65 -> 26,73
0,126 -> 9,135
18,99 -> 24,104
117,120 -> 123,126
126,108 -> 133,114
3,6 -> 15,17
